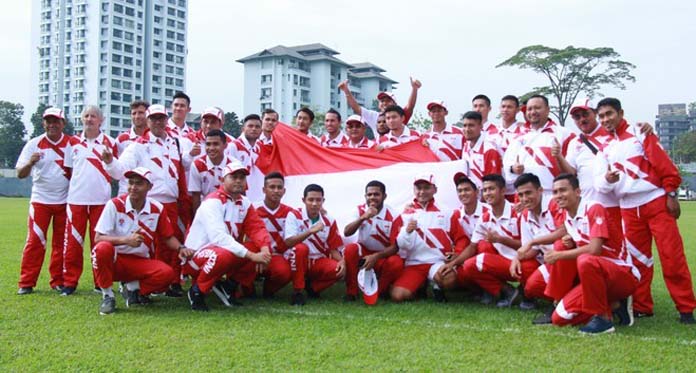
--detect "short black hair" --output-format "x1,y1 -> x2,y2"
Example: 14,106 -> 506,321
501,95 -> 519,107
553,173 -> 580,189
205,129 -> 227,144
303,183 -> 324,198
482,174 -> 506,189
365,180 -> 386,194
528,94 -> 549,107
243,114 -> 261,124
472,94 -> 491,107
172,91 -> 190,105
326,108 -> 341,122
264,171 -> 284,185
454,174 -> 477,190
514,173 -> 541,189
461,111 -> 483,122
596,97 -> 622,112
296,107 -> 315,121
262,108 -> 278,119
383,105 -> 405,117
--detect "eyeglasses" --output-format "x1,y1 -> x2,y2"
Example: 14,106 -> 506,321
571,111 -> 592,120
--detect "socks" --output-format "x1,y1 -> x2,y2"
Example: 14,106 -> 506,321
102,288 -> 114,298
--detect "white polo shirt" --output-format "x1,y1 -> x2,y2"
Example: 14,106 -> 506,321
65,132 -> 118,205
16,133 -> 72,204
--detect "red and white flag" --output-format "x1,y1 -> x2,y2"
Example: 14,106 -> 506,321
250,123 -> 467,230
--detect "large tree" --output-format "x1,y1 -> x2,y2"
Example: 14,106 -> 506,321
223,111 -> 241,138
497,45 -> 636,126
30,103 -> 75,136
672,130 -> 696,163
0,101 -> 27,168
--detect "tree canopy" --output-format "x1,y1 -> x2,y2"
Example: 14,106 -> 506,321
0,101 -> 27,168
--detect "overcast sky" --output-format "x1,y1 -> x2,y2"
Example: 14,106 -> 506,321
2,0 -> 695,128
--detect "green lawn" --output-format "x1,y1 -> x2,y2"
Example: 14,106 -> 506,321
1,197 -> 695,371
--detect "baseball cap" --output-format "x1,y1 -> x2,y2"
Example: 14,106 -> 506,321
202,106 -> 224,123
345,114 -> 365,126
427,101 -> 448,112
357,268 -> 379,306
222,160 -> 250,177
413,173 -> 436,186
145,104 -> 168,118
43,107 -> 65,120
124,167 -> 154,185
570,98 -> 594,115
377,92 -> 397,103
452,171 -> 468,185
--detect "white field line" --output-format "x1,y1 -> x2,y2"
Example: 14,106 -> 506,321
254,306 -> 696,347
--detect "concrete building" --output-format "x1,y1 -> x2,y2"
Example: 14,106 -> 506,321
655,103 -> 696,154
32,0 -> 188,137
237,43 -> 397,123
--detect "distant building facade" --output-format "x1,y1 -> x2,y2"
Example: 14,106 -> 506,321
655,103 -> 696,154
237,43 -> 397,123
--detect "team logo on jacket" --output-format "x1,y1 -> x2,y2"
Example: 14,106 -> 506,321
595,217 -> 603,225
118,218 -> 125,226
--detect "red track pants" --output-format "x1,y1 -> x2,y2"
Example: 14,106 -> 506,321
344,243 -> 404,296
63,204 -> 104,288
18,202 -> 66,288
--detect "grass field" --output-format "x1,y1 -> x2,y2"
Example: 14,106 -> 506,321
1,197 -> 695,371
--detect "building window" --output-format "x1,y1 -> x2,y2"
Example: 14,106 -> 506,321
261,74 -> 272,83
114,4 -> 123,13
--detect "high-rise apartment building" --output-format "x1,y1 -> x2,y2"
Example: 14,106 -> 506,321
31,0 -> 188,137
237,43 -> 397,123
655,103 -> 696,154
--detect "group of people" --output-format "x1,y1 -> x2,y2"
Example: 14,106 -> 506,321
15,81 -> 696,335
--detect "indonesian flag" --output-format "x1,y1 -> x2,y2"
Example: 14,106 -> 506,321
250,123 -> 467,229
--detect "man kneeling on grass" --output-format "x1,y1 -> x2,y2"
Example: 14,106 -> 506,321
183,161 -> 272,311
92,167 -> 194,315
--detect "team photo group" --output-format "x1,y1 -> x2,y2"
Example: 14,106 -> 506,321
15,77 -> 696,336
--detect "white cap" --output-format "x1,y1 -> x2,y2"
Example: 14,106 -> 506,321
413,173 -> 436,186
145,104 -> 168,118
357,268 -> 379,305
570,98 -> 595,115
222,160 -> 250,177
377,92 -> 397,103
201,107 -> 224,123
43,107 -> 65,120
427,101 -> 448,112
345,114 -> 366,126
124,167 -> 154,185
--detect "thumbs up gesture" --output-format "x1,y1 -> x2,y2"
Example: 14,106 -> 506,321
101,146 -> 114,164
551,137 -> 561,158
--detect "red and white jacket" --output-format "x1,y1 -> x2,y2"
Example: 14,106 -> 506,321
349,204 -> 398,252
188,154 -> 233,197
255,202 -> 296,255
167,119 -> 193,138
94,194 -> 174,258
226,136 -> 254,171
320,131 -> 350,148
16,133 -> 73,204
463,134 -> 503,190
470,200 -> 521,260
347,136 -> 375,149
284,208 -> 344,260
115,127 -> 142,194
561,198 -> 639,279
503,120 -> 574,193
520,195 -> 563,257
394,199 -> 468,266
379,127 -> 421,149
185,188 -> 270,258
105,131 -> 183,204
422,124 -> 464,161
483,121 -> 499,136
595,119 -> 681,209
454,201 -> 490,239
66,132 -> 118,205
495,121 -> 530,154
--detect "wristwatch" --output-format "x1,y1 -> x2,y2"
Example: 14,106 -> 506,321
667,191 -> 678,198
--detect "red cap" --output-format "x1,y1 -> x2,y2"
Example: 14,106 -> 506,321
145,104 -> 168,118
413,173 -> 436,186
201,107 -> 224,123
452,171 -> 468,185
124,167 -> 154,185
427,101 -> 448,112
43,107 -> 65,120
357,268 -> 379,306
377,92 -> 397,103
222,160 -> 250,177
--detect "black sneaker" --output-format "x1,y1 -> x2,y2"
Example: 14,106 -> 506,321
532,308 -> 553,325
212,280 -> 243,307
60,286 -> 76,296
496,285 -> 521,308
99,296 -> 116,315
519,298 -> 537,311
125,289 -> 148,308
343,294 -> 357,302
579,315 -> 615,334
432,287 -> 448,303
613,296 -> 634,326
291,291 -> 306,306
93,286 -> 102,294
165,284 -> 184,297
679,312 -> 695,324
187,287 -> 209,312
17,287 -> 33,295
480,292 -> 495,306
306,286 -> 321,299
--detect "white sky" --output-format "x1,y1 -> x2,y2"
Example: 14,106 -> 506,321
2,0 -> 695,127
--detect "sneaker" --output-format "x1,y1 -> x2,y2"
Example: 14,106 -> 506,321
187,287 -> 209,312
165,284 -> 184,298
532,309 -> 553,325
212,280 -> 243,307
496,285 -> 521,308
633,310 -> 654,318
93,286 -> 102,294
480,292 -> 495,306
613,297 -> 634,326
51,285 -> 64,293
119,285 -> 130,301
579,316 -> 615,334
679,312 -> 695,324
519,298 -> 537,311
99,296 -> 116,315
291,291 -> 306,306
306,286 -> 321,299
125,289 -> 148,308
60,286 -> 76,296
17,287 -> 33,295
343,294 -> 357,302
432,287 -> 448,303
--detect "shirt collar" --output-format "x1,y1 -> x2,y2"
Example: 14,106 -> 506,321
125,197 -> 152,215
